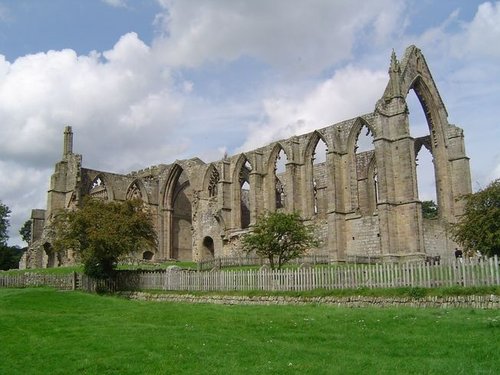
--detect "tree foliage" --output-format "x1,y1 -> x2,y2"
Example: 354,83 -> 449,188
0,246 -> 24,270
242,211 -> 318,270
20,219 -> 32,245
421,200 -> 438,219
0,200 -> 11,246
451,179 -> 500,257
0,201 -> 23,270
53,197 -> 157,278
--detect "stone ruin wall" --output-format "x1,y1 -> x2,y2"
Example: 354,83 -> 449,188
21,45 -> 472,269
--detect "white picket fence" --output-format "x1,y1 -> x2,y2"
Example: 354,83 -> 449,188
2,256 -> 499,293
115,255 -> 500,292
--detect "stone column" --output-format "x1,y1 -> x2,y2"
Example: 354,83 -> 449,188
326,148 -> 347,262
219,158 -> 232,229
161,208 -> 173,259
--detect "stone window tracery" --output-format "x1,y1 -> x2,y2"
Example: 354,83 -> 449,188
239,159 -> 252,228
126,182 -> 143,201
275,178 -> 285,209
208,168 -> 220,198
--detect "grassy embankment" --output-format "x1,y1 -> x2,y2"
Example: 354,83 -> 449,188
0,288 -> 498,374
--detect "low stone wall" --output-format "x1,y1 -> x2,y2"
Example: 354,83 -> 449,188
0,272 -> 75,290
118,291 -> 500,309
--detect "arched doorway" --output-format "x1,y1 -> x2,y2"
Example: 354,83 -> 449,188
142,251 -> 154,261
163,165 -> 193,261
202,236 -> 215,259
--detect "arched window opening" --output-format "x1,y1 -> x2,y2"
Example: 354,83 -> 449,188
142,251 -> 154,260
408,89 -> 439,215
354,125 -> 375,215
202,236 -> 215,258
274,149 -> 287,210
355,125 -> 374,153
171,170 -> 193,261
89,176 -> 108,200
416,145 -> 438,218
43,242 -> 56,268
126,181 -> 143,201
407,90 -> 429,138
239,160 -> 252,228
275,149 -> 287,174
312,138 -> 328,217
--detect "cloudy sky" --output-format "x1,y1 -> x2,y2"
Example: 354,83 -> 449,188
1,0 -> 499,247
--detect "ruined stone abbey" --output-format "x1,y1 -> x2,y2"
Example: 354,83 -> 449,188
21,46 -> 472,269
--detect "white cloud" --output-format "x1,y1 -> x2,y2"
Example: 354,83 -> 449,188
154,0 -> 406,75
0,32 -> 186,170
0,32 -> 187,245
238,66 -> 388,151
0,160 -> 50,247
389,1 -> 500,193
450,1 -> 500,59
490,158 -> 500,182
102,0 -> 128,8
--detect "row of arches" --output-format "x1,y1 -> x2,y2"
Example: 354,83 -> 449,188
83,110 -> 439,263
24,46 -> 471,270
80,48 -> 460,262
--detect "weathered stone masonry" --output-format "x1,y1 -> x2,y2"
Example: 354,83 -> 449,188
21,46 -> 472,269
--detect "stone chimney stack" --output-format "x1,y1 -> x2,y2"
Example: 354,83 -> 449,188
63,126 -> 73,157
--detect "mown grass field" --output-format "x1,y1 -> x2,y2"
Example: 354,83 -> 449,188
1,288 -> 498,374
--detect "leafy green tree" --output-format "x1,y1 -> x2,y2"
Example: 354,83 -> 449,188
421,200 -> 438,219
53,197 -> 157,278
20,219 -> 32,245
0,246 -> 24,270
451,179 -> 500,257
0,200 -> 11,246
242,211 -> 318,270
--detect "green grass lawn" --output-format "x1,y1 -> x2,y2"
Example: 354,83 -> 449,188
0,288 -> 498,374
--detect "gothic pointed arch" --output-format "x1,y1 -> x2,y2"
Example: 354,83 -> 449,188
304,130 -> 329,160
347,117 -> 376,213
346,117 -> 377,154
414,135 -> 432,156
88,174 -> 114,200
397,46 -> 455,219
407,75 -> 447,151
266,142 -> 290,174
203,164 -> 220,199
232,153 -> 252,229
161,164 -> 193,260
266,143 -> 289,211
303,131 -> 329,218
126,179 -> 149,204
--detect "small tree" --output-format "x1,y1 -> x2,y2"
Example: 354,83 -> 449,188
20,219 -> 32,245
451,179 -> 500,257
0,200 -> 11,246
53,197 -> 157,278
242,211 -> 318,270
